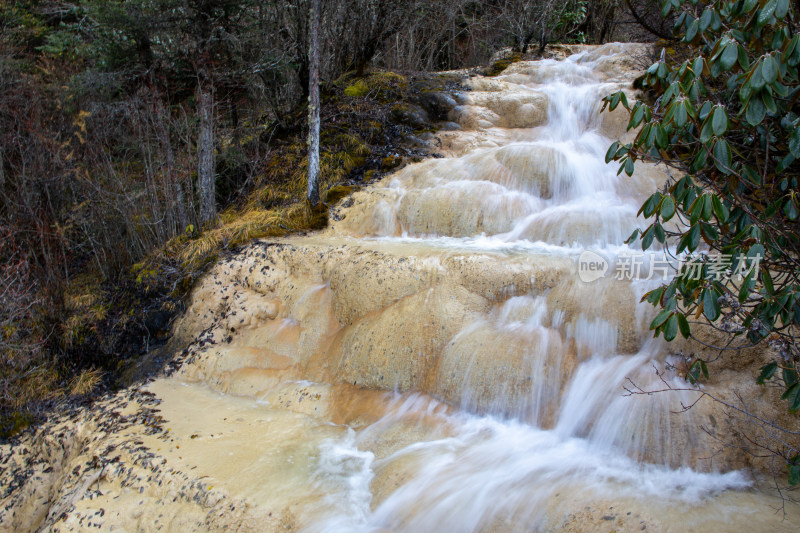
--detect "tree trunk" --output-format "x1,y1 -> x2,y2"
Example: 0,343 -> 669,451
197,75 -> 217,226
306,0 -> 321,206
155,101 -> 188,233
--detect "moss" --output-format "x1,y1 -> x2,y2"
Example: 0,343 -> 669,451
324,185 -> 356,205
342,71 -> 409,103
485,52 -> 523,76
344,79 -> 370,98
0,411 -> 34,439
382,155 -> 402,170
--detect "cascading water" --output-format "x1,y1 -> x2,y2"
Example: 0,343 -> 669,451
9,44 -> 799,533
296,44 -> 751,531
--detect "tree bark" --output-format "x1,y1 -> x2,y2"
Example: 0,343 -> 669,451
154,101 -> 188,232
197,74 -> 217,226
306,0 -> 321,206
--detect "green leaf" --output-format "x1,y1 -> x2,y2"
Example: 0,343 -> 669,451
784,35 -> 800,63
651,309 -> 672,330
790,463 -> 800,486
757,361 -> 778,384
692,56 -> 706,77
677,313 -> 691,338
675,101 -> 689,127
720,43 -> 738,70
762,90 -> 777,113
785,199 -> 799,220
630,105 -> 644,128
641,193 -> 661,217
739,271 -> 754,303
654,124 -> 668,149
661,196 -> 676,221
712,106 -> 727,136
677,224 -> 700,253
689,195 -> 703,225
763,267 -> 775,295
758,0 -> 778,26
699,101 -> 713,120
643,286 -> 665,305
781,382 -> 800,411
775,0 -> 790,19
700,360 -> 709,379
738,46 -> 750,70
713,139 -> 732,174
749,62 -> 765,90
703,289 -> 721,321
686,18 -> 699,43
664,314 -> 679,341
783,367 -> 798,387
711,195 -> 729,223
689,224 -> 701,251
700,116 -> 715,143
699,9 -> 712,32
687,362 -> 701,384
702,195 -> 713,221
747,244 -> 765,264
654,224 -> 666,243
788,130 -> 800,158
645,123 -> 657,147
624,157 -> 635,176
701,222 -> 719,241
746,93 -> 766,125
762,55 -> 778,84
711,10 -> 723,31
691,148 -> 708,172
605,141 -> 620,163
642,225 -> 655,250
743,0 -> 759,12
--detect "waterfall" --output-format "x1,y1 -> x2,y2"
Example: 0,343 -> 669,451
296,43 -> 751,532
30,43 -> 798,533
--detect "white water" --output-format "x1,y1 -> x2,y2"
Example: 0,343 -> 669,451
310,395 -> 749,533
6,47 -> 798,533
298,45 -> 758,532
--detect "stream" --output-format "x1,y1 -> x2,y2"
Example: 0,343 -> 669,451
3,43 -> 799,533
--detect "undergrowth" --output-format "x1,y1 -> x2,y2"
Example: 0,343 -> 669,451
0,67 -> 464,439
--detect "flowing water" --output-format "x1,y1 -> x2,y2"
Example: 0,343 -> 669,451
6,44 -> 799,533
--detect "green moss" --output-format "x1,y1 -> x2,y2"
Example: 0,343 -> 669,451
344,79 -> 370,98
343,71 -> 409,103
382,155 -> 402,170
485,52 -> 523,76
324,185 -> 356,205
1,411 -> 34,439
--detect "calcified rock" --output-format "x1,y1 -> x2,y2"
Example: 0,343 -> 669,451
3,43 -> 799,533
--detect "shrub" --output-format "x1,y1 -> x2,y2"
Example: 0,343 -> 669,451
604,0 -> 799,484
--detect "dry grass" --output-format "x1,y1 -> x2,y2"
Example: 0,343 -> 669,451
61,273 -> 108,350
69,368 -> 102,396
7,366 -> 62,409
175,201 -> 328,268
257,134 -> 369,203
